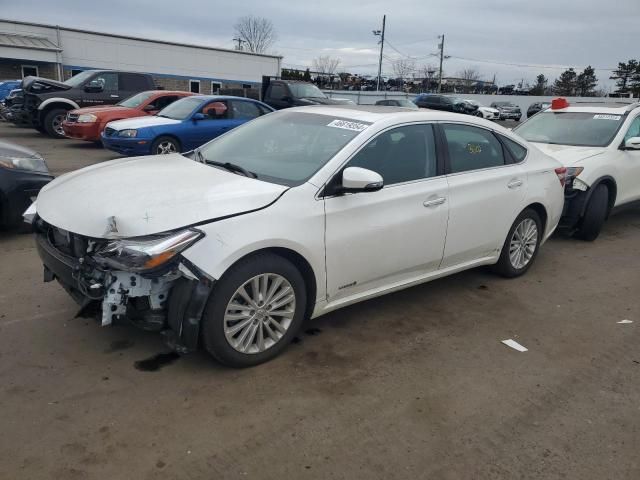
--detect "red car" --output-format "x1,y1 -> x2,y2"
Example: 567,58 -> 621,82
62,90 -> 195,142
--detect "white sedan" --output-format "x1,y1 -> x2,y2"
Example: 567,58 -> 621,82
464,99 -> 501,120
30,106 -> 565,367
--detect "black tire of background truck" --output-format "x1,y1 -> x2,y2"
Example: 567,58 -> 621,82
493,208 -> 542,278
43,108 -> 68,138
574,184 -> 609,241
201,252 -> 307,368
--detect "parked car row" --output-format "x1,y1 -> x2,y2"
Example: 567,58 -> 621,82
17,96 -> 639,368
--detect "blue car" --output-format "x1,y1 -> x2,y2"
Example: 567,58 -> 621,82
0,80 -> 21,101
101,95 -> 274,156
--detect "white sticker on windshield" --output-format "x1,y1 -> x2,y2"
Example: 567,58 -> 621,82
593,114 -> 621,120
327,119 -> 369,131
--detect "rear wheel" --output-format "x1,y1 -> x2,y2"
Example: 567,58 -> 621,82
43,108 -> 68,138
494,208 -> 542,278
574,184 -> 608,241
201,253 -> 307,368
151,136 -> 181,155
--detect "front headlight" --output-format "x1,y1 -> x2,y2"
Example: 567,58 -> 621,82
0,155 -> 49,173
77,113 -> 97,123
118,129 -> 137,138
93,229 -> 203,272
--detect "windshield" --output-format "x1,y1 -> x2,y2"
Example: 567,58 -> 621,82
63,71 -> 96,88
198,112 -> 369,186
157,96 -> 202,120
289,83 -> 326,99
515,112 -> 625,147
397,99 -> 418,108
118,91 -> 154,108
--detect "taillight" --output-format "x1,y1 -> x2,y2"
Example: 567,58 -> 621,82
555,167 -> 567,187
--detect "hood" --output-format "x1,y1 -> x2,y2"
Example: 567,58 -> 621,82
532,143 -> 606,166
479,106 -> 499,114
36,154 -> 288,238
298,97 -> 352,105
70,105 -> 131,115
22,76 -> 70,93
106,115 -> 181,130
0,140 -> 42,159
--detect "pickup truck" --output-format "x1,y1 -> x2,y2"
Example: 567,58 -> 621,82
17,70 -> 157,138
261,78 -> 353,110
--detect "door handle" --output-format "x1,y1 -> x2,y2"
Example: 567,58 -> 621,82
110,95 -> 119,98
507,179 -> 523,189
423,197 -> 446,207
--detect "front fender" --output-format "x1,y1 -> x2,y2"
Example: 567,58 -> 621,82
38,97 -> 80,111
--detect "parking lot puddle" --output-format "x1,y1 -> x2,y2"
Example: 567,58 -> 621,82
134,352 -> 181,372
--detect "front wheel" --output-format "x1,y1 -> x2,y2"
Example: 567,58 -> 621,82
151,136 -> 181,155
201,253 -> 307,367
475,111 -> 484,117
574,184 -> 608,241
43,108 -> 68,138
493,208 -> 542,278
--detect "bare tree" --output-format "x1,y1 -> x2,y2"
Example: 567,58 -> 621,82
420,64 -> 438,92
458,68 -> 482,93
312,56 -> 341,75
392,58 -> 416,81
233,16 -> 277,54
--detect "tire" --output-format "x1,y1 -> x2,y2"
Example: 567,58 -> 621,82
201,253 -> 307,368
493,208 -> 542,278
475,111 -> 484,117
574,184 -> 608,241
151,136 -> 181,155
43,108 -> 68,138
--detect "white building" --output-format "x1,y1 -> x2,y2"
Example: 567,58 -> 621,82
0,18 -> 281,93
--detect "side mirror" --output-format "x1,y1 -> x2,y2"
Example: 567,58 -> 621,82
192,112 -> 207,121
143,104 -> 157,112
84,80 -> 104,93
340,167 -> 383,193
623,136 -> 640,150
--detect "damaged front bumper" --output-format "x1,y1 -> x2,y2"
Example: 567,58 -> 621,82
34,218 -> 214,353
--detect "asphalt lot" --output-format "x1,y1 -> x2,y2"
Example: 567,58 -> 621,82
1,121 -> 640,480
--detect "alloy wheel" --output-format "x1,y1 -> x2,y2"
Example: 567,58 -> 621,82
53,114 -> 65,136
156,141 -> 177,154
223,273 -> 296,354
509,218 -> 538,269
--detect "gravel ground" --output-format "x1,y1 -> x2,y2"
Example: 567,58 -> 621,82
1,121 -> 639,480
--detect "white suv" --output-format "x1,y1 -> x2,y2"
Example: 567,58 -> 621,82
515,99 -> 640,240
30,106 -> 564,367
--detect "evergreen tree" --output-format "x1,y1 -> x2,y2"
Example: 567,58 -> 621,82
610,60 -> 639,95
529,74 -> 547,95
554,68 -> 577,96
576,66 -> 598,97
303,68 -> 311,82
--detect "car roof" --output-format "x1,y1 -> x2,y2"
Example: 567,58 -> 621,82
285,104 -> 499,124
544,102 -> 640,115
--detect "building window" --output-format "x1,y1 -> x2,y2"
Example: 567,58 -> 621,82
21,65 -> 39,78
71,69 -> 83,77
211,81 -> 222,94
242,84 -> 252,89
189,80 -> 200,93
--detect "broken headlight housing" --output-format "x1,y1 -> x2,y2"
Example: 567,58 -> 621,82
93,229 -> 203,272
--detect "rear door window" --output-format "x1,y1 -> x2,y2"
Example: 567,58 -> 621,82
499,135 -> 528,163
442,124 -> 506,173
119,73 -> 149,91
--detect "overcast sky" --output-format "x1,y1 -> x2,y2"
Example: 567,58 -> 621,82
7,0 -> 640,90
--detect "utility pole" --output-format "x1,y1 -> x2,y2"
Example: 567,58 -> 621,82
233,37 -> 245,51
437,34 -> 445,93
373,15 -> 386,92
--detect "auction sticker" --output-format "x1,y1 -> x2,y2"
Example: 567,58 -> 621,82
593,114 -> 621,120
327,119 -> 369,131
